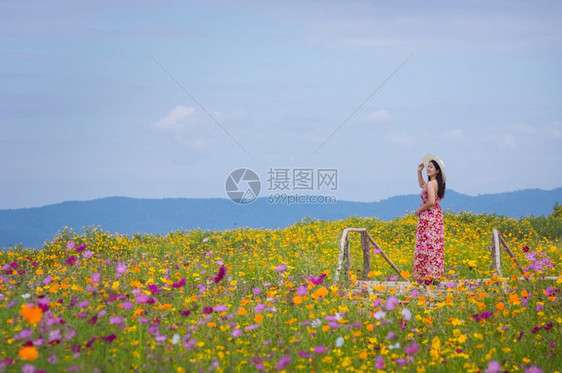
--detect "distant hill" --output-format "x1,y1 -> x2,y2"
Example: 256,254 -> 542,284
1,188 -> 561,249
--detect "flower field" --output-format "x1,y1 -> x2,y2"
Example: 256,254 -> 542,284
1,212 -> 561,372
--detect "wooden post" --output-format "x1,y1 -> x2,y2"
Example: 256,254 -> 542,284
491,229 -> 502,277
361,231 -> 371,280
498,233 -> 528,280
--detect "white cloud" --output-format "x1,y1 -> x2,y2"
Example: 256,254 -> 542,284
360,109 -> 391,123
152,105 -> 195,132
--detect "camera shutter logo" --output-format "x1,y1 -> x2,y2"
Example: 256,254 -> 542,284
225,168 -> 261,204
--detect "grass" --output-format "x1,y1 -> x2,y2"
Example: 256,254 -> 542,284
0,212 -> 560,372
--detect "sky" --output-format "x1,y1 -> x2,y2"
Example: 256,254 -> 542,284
1,0 -> 561,209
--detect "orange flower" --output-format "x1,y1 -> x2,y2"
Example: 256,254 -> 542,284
255,314 -> 263,323
293,295 -> 303,305
20,305 -> 43,324
496,302 -> 505,311
18,346 -> 38,361
238,307 -> 247,315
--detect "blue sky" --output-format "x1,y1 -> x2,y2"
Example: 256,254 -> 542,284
1,0 -> 561,209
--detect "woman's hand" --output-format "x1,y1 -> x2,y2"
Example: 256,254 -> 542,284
417,163 -> 424,173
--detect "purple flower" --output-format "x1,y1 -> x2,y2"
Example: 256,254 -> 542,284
48,354 -> 57,364
77,301 -> 89,309
66,240 -> 75,250
42,276 -> 52,285
82,250 -> 93,259
214,305 -> 228,312
136,294 -> 149,304
525,367 -> 543,373
254,303 -> 266,313
253,287 -> 261,295
275,264 -> 287,272
245,324 -> 259,331
21,364 -> 35,373
308,273 -> 326,285
91,272 -> 100,284
298,351 -> 312,359
276,356 -> 291,371
109,316 -> 123,325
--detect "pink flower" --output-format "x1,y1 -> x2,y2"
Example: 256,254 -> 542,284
253,288 -> 261,295
275,264 -> 287,272
375,355 -> 385,369
525,367 -> 543,373
385,296 -> 399,311
172,278 -> 186,288
136,294 -> 149,303
254,303 -> 266,313
297,285 -> 307,296
66,240 -> 75,250
121,302 -> 134,310
109,316 -> 123,325
485,361 -> 502,373
214,305 -> 228,312
313,345 -> 327,354
231,328 -> 242,337
82,250 -> 93,259
43,276 -> 52,285
115,263 -> 127,274
91,272 -> 100,284
405,342 -> 419,355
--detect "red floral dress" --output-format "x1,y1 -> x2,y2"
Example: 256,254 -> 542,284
413,188 -> 444,279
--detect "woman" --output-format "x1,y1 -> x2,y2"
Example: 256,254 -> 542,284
413,154 -> 446,282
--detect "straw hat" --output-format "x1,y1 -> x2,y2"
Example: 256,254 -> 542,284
422,153 -> 446,181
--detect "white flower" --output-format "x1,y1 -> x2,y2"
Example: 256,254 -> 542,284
21,293 -> 31,299
388,342 -> 401,350
335,336 -> 344,348
311,319 -> 322,328
171,334 -> 180,345
374,310 -> 386,320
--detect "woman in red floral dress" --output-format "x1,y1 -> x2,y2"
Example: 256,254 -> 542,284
413,155 -> 446,281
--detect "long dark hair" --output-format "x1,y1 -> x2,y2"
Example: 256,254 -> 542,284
429,160 -> 446,199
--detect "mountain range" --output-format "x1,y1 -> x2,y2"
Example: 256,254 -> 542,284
1,188 -> 561,249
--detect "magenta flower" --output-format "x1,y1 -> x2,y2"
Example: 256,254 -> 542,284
75,244 -> 86,252
172,278 -> 186,288
276,356 -> 291,371
253,287 -> 261,295
214,265 -> 227,283
148,284 -> 160,293
203,307 -> 214,314
308,273 -> 326,285
102,334 -> 116,343
66,256 -> 76,265
136,294 -> 149,303
181,310 -> 191,317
